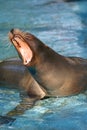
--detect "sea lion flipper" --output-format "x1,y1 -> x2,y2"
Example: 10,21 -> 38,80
0,115 -> 15,125
6,97 -> 38,117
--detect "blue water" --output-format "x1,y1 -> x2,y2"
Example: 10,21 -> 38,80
0,0 -> 87,129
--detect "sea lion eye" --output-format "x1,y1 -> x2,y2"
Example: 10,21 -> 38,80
14,35 -> 22,40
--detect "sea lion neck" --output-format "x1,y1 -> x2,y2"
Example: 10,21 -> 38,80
32,43 -> 69,76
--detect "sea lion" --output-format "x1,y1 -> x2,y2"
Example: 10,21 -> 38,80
0,58 -> 45,124
0,58 -> 45,99
9,29 -> 87,97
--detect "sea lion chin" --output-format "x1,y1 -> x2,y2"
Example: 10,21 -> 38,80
9,28 -> 87,97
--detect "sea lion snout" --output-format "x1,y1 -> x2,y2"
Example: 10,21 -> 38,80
9,28 -> 19,40
8,29 -> 14,41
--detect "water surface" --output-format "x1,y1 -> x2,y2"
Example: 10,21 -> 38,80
0,0 -> 87,130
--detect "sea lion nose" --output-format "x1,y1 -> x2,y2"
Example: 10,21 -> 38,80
10,29 -> 14,34
8,29 -> 14,40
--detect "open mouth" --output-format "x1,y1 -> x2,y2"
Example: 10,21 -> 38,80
9,30 -> 33,65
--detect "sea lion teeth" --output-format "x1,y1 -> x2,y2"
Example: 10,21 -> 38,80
23,58 -> 31,65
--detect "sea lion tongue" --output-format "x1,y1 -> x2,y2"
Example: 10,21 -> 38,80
9,29 -> 33,65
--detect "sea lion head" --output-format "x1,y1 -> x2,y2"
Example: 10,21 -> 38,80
9,29 -> 45,66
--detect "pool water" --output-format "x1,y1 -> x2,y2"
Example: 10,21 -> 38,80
0,0 -> 87,129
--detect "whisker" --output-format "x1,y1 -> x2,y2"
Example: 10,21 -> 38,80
6,43 -> 12,49
2,37 -> 12,49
